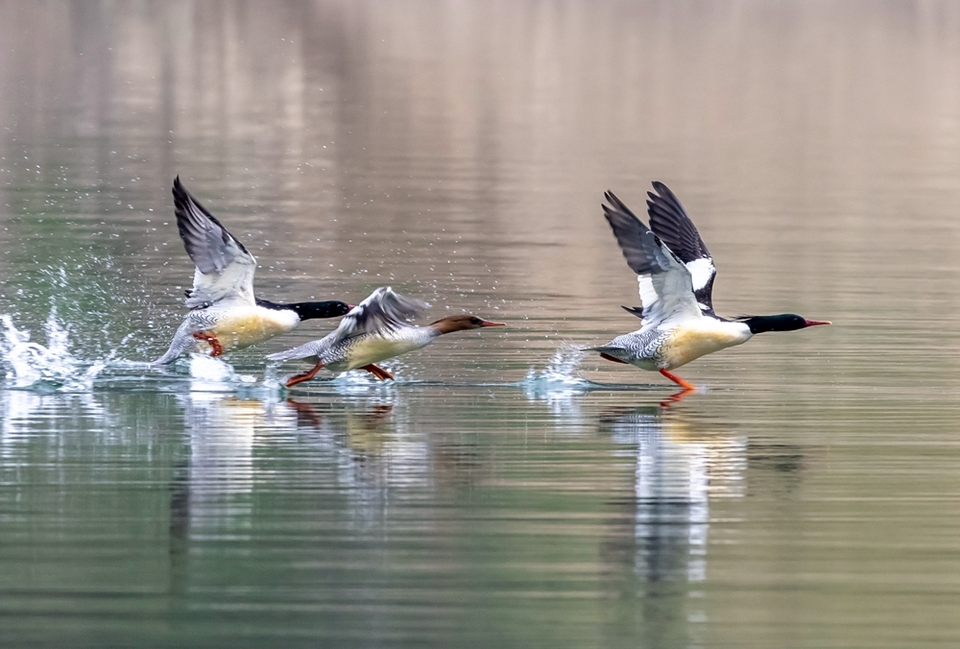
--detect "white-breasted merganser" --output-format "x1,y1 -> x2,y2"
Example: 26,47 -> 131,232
589,182 -> 830,390
153,177 -> 352,364
267,286 -> 505,387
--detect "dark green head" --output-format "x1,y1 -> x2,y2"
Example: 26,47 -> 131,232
257,299 -> 353,321
742,314 -> 831,334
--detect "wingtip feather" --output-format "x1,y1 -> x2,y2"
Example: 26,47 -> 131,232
172,175 -> 189,203
603,190 -> 637,218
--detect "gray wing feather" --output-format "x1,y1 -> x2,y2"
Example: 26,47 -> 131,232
645,181 -> 717,313
266,337 -> 328,362
603,191 -> 702,327
603,191 -> 675,276
266,288 -> 426,365
336,287 -> 427,339
172,177 -> 257,308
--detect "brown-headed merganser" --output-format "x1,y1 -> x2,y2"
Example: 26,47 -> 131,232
589,182 -> 830,390
153,178 -> 351,364
268,286 -> 505,387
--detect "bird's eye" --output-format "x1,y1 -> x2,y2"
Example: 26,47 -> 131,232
471,317 -> 482,325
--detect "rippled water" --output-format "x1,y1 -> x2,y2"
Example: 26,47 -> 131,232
3,1 -> 960,647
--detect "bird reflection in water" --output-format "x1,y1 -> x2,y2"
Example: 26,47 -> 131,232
286,398 -> 394,457
284,396 -> 439,528
167,394 -> 410,591
0,390 -> 106,456
660,386 -> 696,407
164,393 -> 277,596
169,394 -> 267,561
599,405 -> 746,643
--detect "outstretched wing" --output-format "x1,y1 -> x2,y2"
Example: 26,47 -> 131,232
645,181 -> 716,314
602,191 -> 702,328
335,286 -> 427,339
173,176 -> 257,308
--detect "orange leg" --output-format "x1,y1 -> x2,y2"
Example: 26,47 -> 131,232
659,368 -> 696,390
285,362 -> 325,388
360,364 -> 394,381
600,352 -> 628,364
192,332 -> 224,357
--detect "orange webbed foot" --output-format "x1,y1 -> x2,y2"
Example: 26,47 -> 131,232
360,364 -> 394,381
193,332 -> 224,357
285,362 -> 324,388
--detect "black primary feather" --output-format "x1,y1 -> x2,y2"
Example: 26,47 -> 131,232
645,181 -> 711,264
172,176 -> 252,275
602,191 -> 674,277
646,181 -> 717,313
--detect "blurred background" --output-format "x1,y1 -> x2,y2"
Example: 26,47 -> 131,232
2,2 -> 960,648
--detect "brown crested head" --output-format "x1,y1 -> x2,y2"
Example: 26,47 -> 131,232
429,314 -> 507,335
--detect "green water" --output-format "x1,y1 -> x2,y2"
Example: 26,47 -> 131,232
2,1 -> 960,647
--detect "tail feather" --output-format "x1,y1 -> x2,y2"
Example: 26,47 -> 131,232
584,345 -> 630,364
153,323 -> 195,364
584,345 -> 622,354
267,341 -> 321,362
152,347 -> 182,365
599,352 -> 628,364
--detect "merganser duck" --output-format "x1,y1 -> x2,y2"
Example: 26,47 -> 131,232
153,177 -> 352,364
589,182 -> 830,390
268,286 -> 505,387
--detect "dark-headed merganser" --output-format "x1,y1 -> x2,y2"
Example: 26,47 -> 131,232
153,178 -> 352,364
589,182 -> 830,390
268,286 -> 505,387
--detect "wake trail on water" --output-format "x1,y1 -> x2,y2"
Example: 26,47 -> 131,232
0,310 -> 446,395
1,312 -> 652,396
520,343 -> 657,399
0,309 -> 401,395
0,310 -> 267,394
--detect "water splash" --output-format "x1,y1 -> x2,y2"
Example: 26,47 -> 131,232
330,370 -> 397,394
259,362 -> 285,393
188,354 -> 257,392
521,343 -> 596,400
0,262 -> 150,361
0,309 -> 108,391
